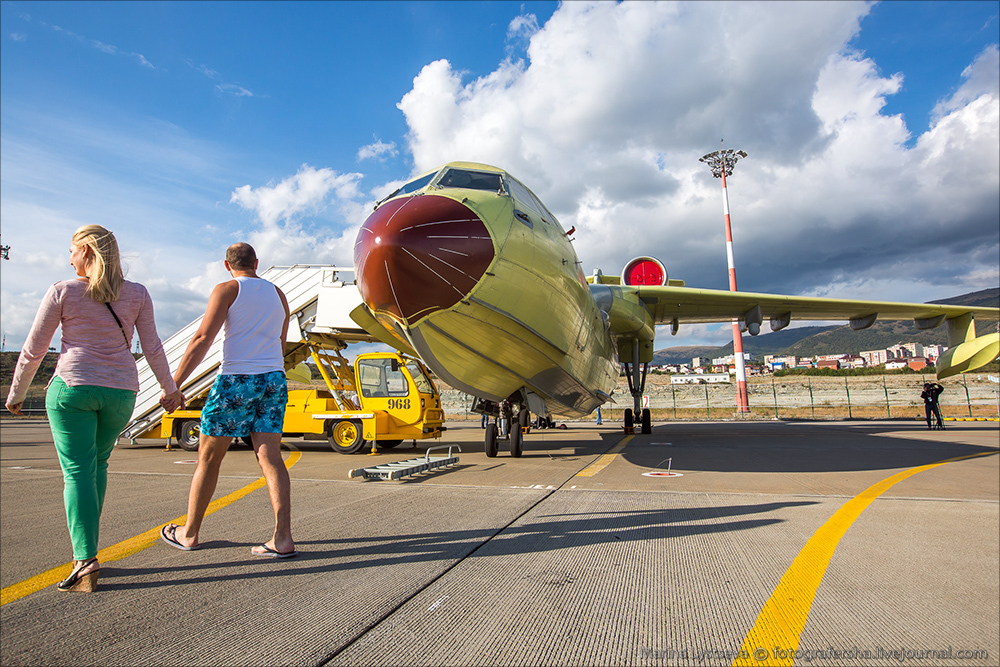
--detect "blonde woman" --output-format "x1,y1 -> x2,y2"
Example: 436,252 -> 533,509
5,225 -> 184,592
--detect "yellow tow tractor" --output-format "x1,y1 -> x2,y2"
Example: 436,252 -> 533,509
161,344 -> 446,454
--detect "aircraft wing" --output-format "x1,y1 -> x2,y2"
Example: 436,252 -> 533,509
624,284 -> 999,379
635,285 -> 999,327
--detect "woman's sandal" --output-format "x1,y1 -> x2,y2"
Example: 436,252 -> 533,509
58,558 -> 100,592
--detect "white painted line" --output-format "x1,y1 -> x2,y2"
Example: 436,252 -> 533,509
428,595 -> 450,612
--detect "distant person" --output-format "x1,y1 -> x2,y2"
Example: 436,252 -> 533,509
921,382 -> 945,430
160,243 -> 296,558
595,406 -> 602,425
5,225 -> 183,592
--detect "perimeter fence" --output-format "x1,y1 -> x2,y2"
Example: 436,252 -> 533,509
443,373 -> 1000,422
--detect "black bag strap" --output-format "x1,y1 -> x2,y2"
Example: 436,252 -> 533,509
105,302 -> 130,348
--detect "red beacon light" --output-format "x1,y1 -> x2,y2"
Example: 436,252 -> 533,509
621,256 -> 668,286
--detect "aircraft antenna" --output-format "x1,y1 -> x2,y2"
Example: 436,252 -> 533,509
699,143 -> 751,414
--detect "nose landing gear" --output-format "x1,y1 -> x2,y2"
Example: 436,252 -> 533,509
474,396 -> 530,457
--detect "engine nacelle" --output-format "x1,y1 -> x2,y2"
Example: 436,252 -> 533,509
621,256 -> 668,286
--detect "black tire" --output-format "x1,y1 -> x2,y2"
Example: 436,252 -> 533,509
377,439 -> 403,449
327,419 -> 366,454
510,422 -> 522,458
641,408 -> 651,434
484,423 -> 498,458
177,419 -> 201,451
624,409 -> 634,429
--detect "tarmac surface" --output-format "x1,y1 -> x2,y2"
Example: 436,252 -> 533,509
1,418 -> 997,666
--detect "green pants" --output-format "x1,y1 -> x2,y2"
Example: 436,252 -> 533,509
46,377 -> 137,560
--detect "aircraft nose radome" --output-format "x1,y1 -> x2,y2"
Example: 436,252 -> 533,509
354,195 -> 495,323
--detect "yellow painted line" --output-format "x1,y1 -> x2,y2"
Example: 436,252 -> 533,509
732,451 -> 995,667
575,435 -> 633,477
0,449 -> 301,606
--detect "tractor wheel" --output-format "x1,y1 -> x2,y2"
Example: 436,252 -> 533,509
327,420 -> 366,454
177,420 -> 201,451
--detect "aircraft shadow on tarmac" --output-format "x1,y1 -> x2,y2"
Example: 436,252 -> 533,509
613,422 -> 999,474
265,422 -> 998,476
96,500 -> 814,590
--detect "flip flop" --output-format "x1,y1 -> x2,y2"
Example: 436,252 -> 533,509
160,523 -> 200,551
251,544 -> 298,559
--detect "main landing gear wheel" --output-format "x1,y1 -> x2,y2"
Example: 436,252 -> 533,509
177,419 -> 201,451
484,423 -> 499,458
510,423 -> 523,458
510,408 -> 528,457
624,409 -> 634,430
327,419 -> 366,454
641,408 -> 651,435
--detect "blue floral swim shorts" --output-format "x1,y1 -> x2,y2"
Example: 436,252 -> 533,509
201,371 -> 287,437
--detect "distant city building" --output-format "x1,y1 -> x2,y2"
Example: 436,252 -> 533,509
764,354 -> 798,370
841,355 -> 866,369
885,359 -> 909,370
923,345 -> 946,360
711,352 -> 754,366
692,356 -> 709,368
882,343 -> 924,360
907,357 -> 930,371
817,359 -> 840,369
860,349 -> 890,366
671,373 -> 731,385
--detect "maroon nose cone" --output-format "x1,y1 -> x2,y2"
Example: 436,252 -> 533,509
354,195 -> 495,324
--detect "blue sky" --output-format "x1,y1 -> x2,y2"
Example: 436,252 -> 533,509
2,1 -> 998,352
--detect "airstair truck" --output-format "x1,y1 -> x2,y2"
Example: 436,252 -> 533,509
120,266 -> 445,453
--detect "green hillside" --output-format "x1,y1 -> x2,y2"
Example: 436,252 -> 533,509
1,351 -> 59,389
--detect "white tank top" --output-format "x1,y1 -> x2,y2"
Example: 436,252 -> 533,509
220,277 -> 285,375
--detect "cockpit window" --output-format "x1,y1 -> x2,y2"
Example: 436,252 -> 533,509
437,169 -> 505,193
382,171 -> 437,202
508,176 -> 559,226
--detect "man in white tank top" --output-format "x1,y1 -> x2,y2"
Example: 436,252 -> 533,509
161,243 -> 296,558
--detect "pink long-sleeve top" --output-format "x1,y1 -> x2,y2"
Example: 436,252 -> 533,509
6,278 -> 178,406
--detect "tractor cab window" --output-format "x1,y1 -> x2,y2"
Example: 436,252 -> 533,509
357,358 -> 409,398
437,168 -> 505,193
407,363 -> 437,395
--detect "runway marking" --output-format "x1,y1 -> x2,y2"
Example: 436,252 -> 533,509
575,435 -> 633,477
0,449 -> 301,606
732,451 -> 995,667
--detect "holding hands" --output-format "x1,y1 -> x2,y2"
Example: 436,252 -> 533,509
160,389 -> 186,413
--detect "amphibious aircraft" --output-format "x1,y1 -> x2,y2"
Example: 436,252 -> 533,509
349,161 -> 1000,456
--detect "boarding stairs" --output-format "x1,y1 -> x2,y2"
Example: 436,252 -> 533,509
121,265 -> 373,441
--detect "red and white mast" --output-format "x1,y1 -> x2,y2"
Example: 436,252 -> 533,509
700,143 -> 750,414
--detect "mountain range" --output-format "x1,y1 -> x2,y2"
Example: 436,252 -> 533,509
652,288 -> 999,365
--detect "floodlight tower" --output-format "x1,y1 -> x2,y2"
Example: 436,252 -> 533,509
699,143 -> 750,413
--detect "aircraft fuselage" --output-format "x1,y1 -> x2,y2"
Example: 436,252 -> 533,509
354,162 -> 618,418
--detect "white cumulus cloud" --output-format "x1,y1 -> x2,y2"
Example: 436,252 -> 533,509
391,0 -> 998,329
229,165 -> 368,269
